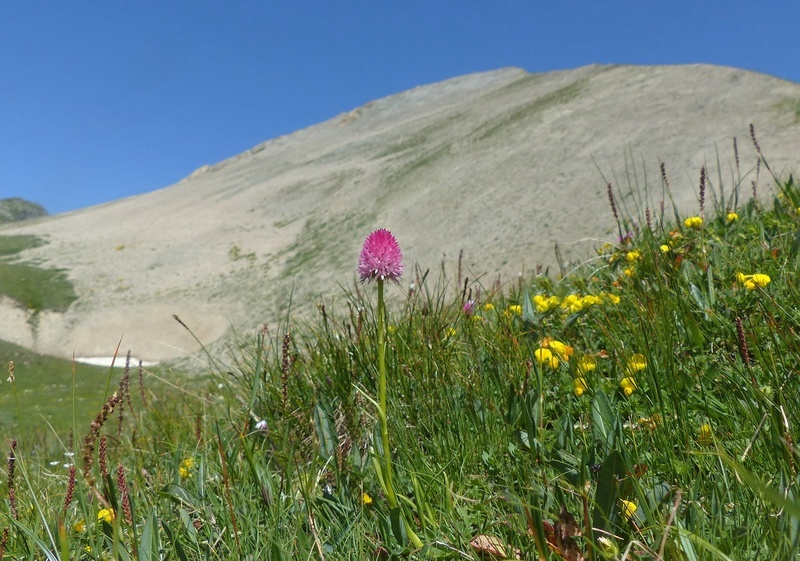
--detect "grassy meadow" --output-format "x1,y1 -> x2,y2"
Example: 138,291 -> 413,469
2,141 -> 800,559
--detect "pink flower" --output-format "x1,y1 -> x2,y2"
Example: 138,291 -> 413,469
463,300 -> 475,316
358,229 -> 404,283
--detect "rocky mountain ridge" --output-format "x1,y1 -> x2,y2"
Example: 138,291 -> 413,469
2,63 -> 799,362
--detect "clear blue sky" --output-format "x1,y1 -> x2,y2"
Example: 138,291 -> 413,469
2,2 -> 798,214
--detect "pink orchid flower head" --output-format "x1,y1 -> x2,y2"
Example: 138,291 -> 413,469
358,228 -> 404,283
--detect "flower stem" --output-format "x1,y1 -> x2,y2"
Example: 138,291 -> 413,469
376,279 -> 398,508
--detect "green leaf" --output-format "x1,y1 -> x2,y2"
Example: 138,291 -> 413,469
592,450 -> 626,535
159,483 -> 197,508
313,399 -> 338,458
689,283 -> 706,311
707,265 -> 716,306
162,519 -> 189,561
139,511 -> 161,561
790,230 -> 800,262
390,506 -> 408,545
684,314 -> 704,348
591,389 -> 616,451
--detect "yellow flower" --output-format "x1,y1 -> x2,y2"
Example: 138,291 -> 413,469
180,457 -> 195,479
620,499 -> 637,522
620,377 -> 637,396
737,273 -> 771,290
573,377 -> 588,397
625,250 -> 641,263
504,304 -> 522,318
626,353 -> 646,374
581,294 -> 602,307
577,355 -> 596,375
603,293 -> 621,305
534,348 -> 559,369
533,294 -> 561,313
387,325 -> 396,333
72,519 -> 86,533
660,244 -> 670,253
482,302 -> 495,312
726,212 -> 739,223
97,508 -> 115,523
684,216 -> 703,229
623,267 -> 634,278
560,294 -> 589,313
362,492 -> 373,507
445,326 -> 457,338
598,242 -> 613,255
545,339 -> 573,360
697,423 -> 713,446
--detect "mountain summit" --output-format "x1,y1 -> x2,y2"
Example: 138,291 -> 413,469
3,64 -> 800,361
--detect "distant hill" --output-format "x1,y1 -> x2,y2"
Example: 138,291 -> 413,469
1,64 -> 800,363
0,198 -> 47,223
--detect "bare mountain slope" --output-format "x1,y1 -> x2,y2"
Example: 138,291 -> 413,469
4,64 -> 800,362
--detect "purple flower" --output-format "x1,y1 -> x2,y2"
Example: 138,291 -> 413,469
358,229 -> 404,283
463,300 -> 475,316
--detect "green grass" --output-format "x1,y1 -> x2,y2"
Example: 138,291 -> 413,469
0,341 -> 163,445
0,235 -> 77,312
470,78 -> 587,141
280,209 -> 374,279
0,235 -> 44,257
774,97 -> 800,123
2,144 -> 800,559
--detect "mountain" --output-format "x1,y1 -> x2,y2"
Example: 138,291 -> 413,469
0,198 -> 47,223
2,64 -> 800,363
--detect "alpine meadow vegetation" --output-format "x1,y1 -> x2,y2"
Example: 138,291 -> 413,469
2,130 -> 800,559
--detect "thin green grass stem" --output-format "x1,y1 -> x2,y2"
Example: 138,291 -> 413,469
376,279 -> 397,508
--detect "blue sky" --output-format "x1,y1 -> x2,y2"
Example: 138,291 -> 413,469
2,2 -> 798,214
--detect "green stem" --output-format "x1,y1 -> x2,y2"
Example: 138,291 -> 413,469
377,279 -> 398,508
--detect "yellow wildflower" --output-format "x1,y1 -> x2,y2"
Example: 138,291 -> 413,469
504,304 -> 522,318
545,339 -> 574,360
737,273 -> 771,290
623,267 -> 634,278
697,423 -> 713,446
72,519 -> 86,533
620,377 -> 637,396
625,250 -> 641,262
180,457 -> 194,479
684,216 -> 703,229
97,508 -> 115,524
533,294 -> 561,313
534,348 -> 559,369
620,499 -> 637,522
482,302 -> 495,312
573,377 -> 588,397
660,244 -> 670,253
362,492 -> 373,507
603,293 -> 621,305
726,212 -> 739,223
533,294 -> 549,313
577,355 -> 596,375
626,353 -> 646,374
445,327 -> 457,338
581,294 -> 602,307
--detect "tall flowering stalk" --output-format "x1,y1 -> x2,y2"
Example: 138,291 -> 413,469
358,229 -> 421,547
358,230 -> 403,504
